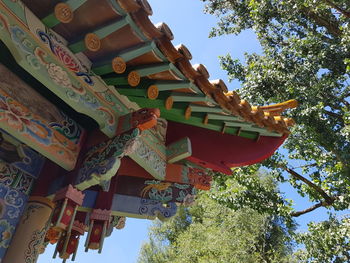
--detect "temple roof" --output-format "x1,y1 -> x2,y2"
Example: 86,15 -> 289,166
22,0 -> 296,140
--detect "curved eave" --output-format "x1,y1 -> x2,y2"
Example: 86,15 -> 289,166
166,121 -> 287,174
21,0 -> 295,139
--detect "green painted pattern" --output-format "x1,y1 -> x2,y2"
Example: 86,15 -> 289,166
167,137 -> 192,163
1,0 -> 26,22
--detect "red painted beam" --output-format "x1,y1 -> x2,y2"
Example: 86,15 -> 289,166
166,121 -> 287,175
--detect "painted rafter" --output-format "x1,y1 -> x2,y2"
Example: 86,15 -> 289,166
92,41 -> 166,75
224,121 -> 282,137
42,0 -> 87,28
125,96 -> 259,140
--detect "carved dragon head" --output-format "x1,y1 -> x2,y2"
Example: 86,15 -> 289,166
132,108 -> 161,131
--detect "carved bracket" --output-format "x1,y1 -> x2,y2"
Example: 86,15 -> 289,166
166,137 -> 192,164
74,128 -> 140,191
75,108 -> 160,190
111,194 -> 177,221
116,108 -> 160,134
166,164 -> 212,190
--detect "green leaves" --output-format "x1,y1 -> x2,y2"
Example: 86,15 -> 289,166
199,0 -> 350,261
203,0 -> 350,214
295,216 -> 350,262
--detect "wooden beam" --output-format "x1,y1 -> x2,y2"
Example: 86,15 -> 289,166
168,92 -> 216,105
42,0 -> 88,28
166,164 -> 212,190
114,175 -> 196,203
225,121 -> 282,137
68,16 -> 131,53
190,104 -> 225,114
92,42 -> 163,75
135,63 -> 186,80
111,194 -> 178,221
106,0 -> 149,41
167,137 -> 192,163
152,81 -> 201,93
126,96 -> 258,140
80,191 -> 178,221
115,88 -> 148,97
206,113 -> 242,122
74,128 -> 141,191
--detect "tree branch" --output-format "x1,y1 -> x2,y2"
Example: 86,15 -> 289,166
291,202 -> 325,217
323,110 -> 344,122
300,6 -> 342,37
322,0 -> 350,19
281,166 -> 334,204
290,163 -> 318,169
291,195 -> 339,217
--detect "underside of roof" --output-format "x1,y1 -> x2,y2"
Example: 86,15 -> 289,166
21,0 -> 296,141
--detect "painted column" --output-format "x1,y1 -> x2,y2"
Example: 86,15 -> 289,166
3,196 -> 54,263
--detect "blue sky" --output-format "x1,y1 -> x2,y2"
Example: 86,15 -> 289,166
38,0 -> 334,262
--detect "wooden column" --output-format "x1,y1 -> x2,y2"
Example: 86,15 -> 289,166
4,197 -> 54,263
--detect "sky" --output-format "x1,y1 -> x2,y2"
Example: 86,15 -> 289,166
38,0 -> 336,262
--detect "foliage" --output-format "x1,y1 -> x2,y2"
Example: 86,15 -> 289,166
295,215 -> 350,262
138,174 -> 295,263
197,1 -> 350,261
209,170 -> 295,227
201,0 -> 350,218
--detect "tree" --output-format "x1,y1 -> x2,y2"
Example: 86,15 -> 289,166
201,0 -> 350,217
295,215 -> 350,262
138,174 -> 295,263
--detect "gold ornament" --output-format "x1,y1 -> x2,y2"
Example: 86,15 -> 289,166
147,85 -> 159,100
165,97 -> 173,110
112,57 -> 126,74
54,3 -> 73,24
185,106 -> 192,120
127,71 -> 140,87
84,33 -> 101,52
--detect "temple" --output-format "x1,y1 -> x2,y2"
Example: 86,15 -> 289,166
0,0 -> 296,262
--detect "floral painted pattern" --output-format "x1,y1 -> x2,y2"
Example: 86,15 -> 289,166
0,159 -> 39,260
0,8 -> 133,138
38,30 -> 94,86
0,220 -> 14,248
0,93 -> 52,146
0,88 -> 79,170
47,63 -> 73,90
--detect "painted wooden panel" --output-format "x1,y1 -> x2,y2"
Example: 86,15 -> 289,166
0,63 -> 84,170
0,1 -> 132,137
130,137 -> 167,180
0,130 -> 45,179
0,160 -> 37,261
115,175 -> 196,203
111,194 -> 177,221
80,191 -> 178,221
166,137 -> 192,163
0,86 -> 81,170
